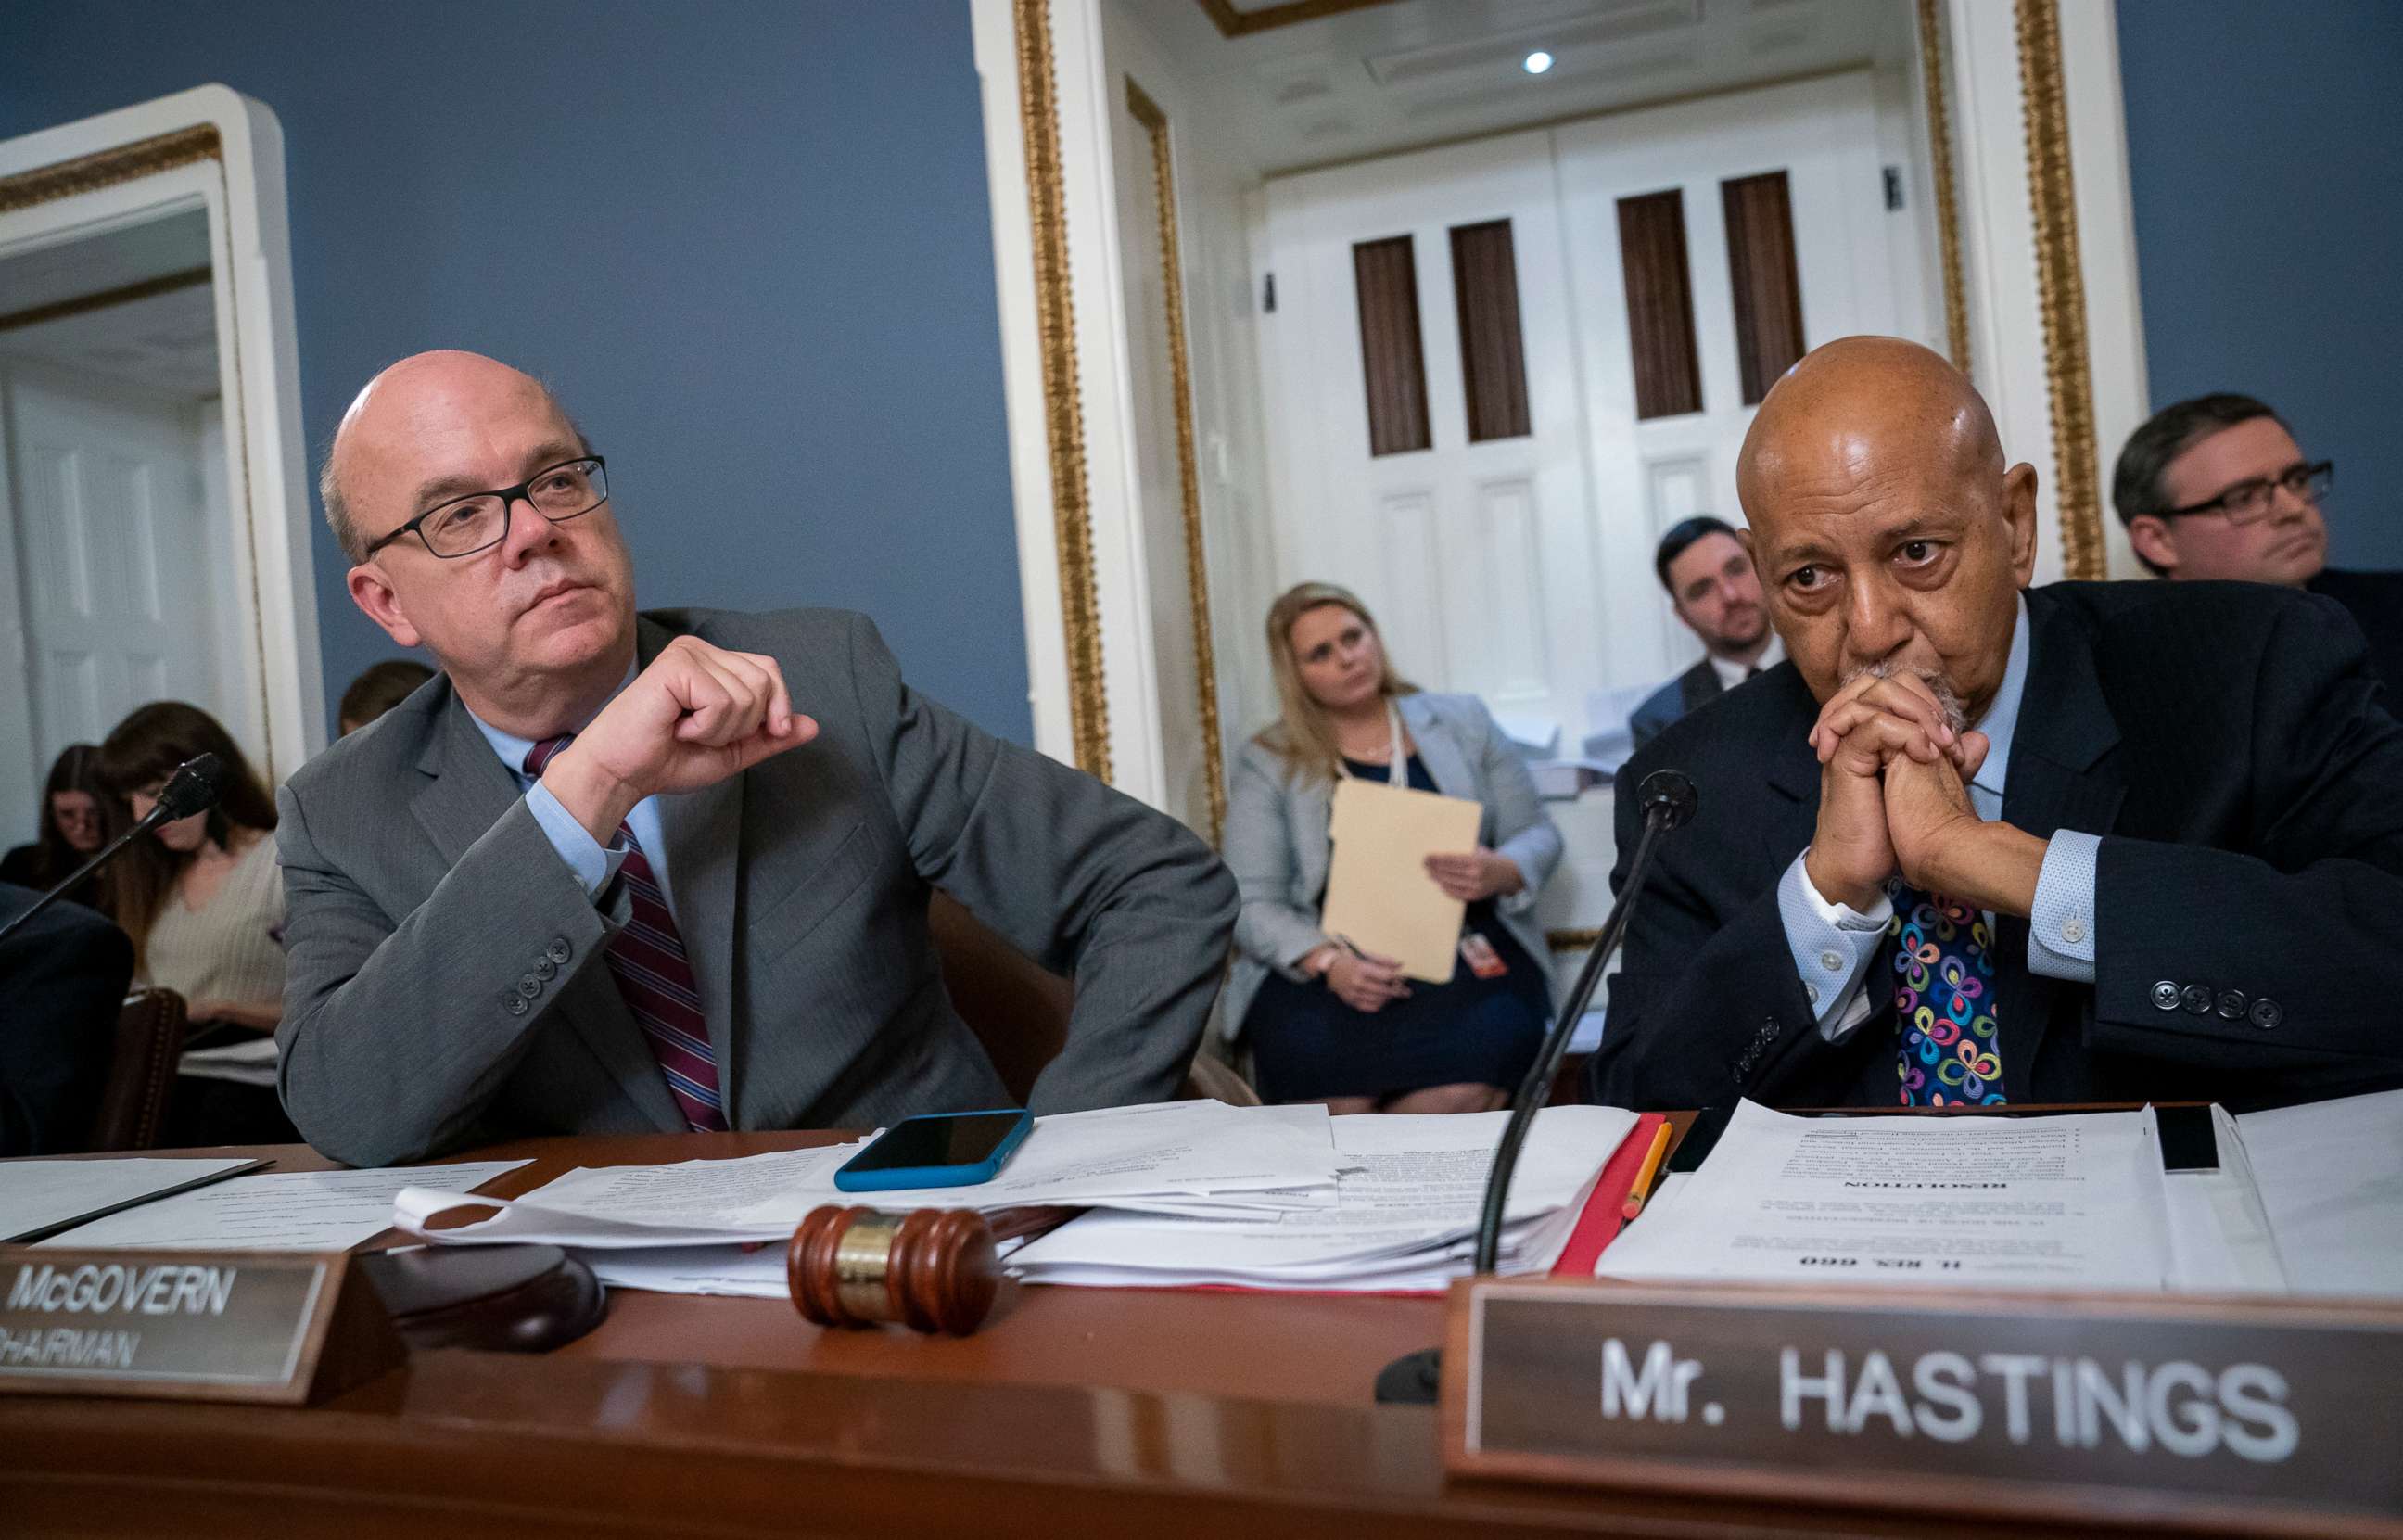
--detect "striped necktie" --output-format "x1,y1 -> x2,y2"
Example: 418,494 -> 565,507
523,735 -> 728,1132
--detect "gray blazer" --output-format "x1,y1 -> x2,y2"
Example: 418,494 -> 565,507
1220,691 -> 1562,1036
275,607 -> 1238,1165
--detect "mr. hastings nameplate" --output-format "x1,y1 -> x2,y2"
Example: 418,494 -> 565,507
0,1247 -> 402,1405
1444,1278 -> 2403,1538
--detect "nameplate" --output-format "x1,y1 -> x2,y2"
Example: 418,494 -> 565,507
0,1248 -> 403,1405
1443,1278 -> 2403,1538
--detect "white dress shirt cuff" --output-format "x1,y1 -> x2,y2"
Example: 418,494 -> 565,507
1778,851 -> 1893,1037
526,782 -> 630,899
2025,829 -> 2100,983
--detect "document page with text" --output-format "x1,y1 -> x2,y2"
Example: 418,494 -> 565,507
1599,1101 -> 2172,1291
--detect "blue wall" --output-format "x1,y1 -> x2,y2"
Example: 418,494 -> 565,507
0,0 -> 1032,743
2117,0 -> 2403,569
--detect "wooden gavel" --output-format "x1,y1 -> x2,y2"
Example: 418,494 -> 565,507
786,1205 -> 1005,1336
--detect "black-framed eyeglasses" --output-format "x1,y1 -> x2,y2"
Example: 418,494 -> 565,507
2161,460 -> 2332,526
362,456 -> 609,559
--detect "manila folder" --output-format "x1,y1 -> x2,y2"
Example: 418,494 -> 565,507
1321,777 -> 1482,984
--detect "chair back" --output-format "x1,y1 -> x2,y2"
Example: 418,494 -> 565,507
86,986 -> 185,1151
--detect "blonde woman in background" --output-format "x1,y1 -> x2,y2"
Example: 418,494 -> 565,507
1222,582 -> 1562,1112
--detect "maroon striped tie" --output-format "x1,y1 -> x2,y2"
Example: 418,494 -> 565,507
524,735 -> 728,1132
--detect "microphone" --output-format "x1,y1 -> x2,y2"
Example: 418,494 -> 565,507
0,753 -> 226,948
1374,767 -> 1697,1405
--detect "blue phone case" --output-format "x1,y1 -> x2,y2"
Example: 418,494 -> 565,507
833,1108 -> 1034,1192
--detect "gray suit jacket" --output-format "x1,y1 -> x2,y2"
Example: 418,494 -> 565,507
1628,657 -> 1723,755
276,607 -> 1238,1165
1220,691 -> 1562,1036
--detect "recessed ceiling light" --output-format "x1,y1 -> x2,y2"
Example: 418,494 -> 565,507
1523,50 -> 1555,75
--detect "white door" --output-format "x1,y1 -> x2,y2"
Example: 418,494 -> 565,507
1557,71 -> 1898,690
0,362 -> 245,800
1259,72 -> 1898,745
1261,131 -> 1599,746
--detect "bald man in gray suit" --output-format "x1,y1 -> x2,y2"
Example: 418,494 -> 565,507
278,351 -> 1234,1165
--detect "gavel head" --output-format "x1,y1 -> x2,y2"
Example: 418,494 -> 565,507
786,1205 -> 1001,1336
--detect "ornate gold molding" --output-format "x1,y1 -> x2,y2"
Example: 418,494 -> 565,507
1915,0 -> 1973,376
0,124 -> 221,215
1013,0 -> 1112,780
2014,0 -> 2107,581
1125,81 -> 1229,847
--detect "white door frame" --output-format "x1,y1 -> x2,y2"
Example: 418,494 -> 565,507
973,0 -> 2149,782
0,84 -> 323,786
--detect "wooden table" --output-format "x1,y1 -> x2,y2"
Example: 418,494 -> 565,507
0,1128 -> 2236,1538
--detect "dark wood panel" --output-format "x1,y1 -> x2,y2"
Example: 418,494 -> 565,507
1722,170 -> 1807,405
1449,219 -> 1532,443
1353,234 -> 1432,456
1614,189 -> 1702,420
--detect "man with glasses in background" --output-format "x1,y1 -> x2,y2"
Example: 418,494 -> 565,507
2113,393 -> 2403,692
276,350 -> 1235,1165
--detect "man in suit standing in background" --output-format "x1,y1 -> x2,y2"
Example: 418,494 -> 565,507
1593,337 -> 2403,1114
2112,392 -> 2403,694
1628,516 -> 1782,752
277,350 -> 1235,1166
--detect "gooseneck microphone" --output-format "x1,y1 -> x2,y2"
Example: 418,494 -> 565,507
1374,767 -> 1697,1406
1468,767 -> 1697,1274
0,753 -> 227,948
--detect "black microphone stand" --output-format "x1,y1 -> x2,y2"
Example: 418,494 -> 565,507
1373,768 -> 1697,1405
0,754 -> 225,948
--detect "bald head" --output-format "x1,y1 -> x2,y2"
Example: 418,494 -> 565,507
1733,336 -> 2037,719
1737,337 -> 2002,520
323,350 -> 580,562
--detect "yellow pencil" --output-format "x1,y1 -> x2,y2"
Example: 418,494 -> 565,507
1619,1121 -> 1675,1220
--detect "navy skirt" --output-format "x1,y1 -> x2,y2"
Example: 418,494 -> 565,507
1243,913 -> 1549,1103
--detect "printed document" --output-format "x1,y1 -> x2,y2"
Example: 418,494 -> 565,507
395,1101 -> 1346,1249
42,1161 -> 528,1252
1599,1101 -> 2173,1291
2234,1086 -> 2403,1299
1008,1104 -> 1637,1291
0,1156 -> 261,1243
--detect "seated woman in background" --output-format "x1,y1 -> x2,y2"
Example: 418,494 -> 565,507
98,702 -> 294,1144
0,743 -> 108,911
1224,582 -> 1562,1114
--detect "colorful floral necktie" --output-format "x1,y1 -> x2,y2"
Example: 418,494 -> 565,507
1888,884 -> 2006,1107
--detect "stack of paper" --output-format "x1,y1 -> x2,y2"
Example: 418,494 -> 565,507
41,1162 -> 527,1252
1599,1100 -> 2177,1291
0,1156 -> 261,1243
1006,1105 -> 1636,1292
2233,1085 -> 2403,1299
393,1101 -> 1349,1253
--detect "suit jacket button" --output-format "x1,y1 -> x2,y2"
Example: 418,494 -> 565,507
516,974 -> 542,999
534,957 -> 559,981
2216,990 -> 2247,1021
505,994 -> 528,1017
2151,981 -> 2181,1012
2248,998 -> 2282,1031
2180,985 -> 2213,1015
547,936 -> 572,964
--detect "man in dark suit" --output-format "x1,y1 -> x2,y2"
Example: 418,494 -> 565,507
278,350 -> 1236,1166
2113,392 -> 2403,694
0,885 -> 132,1156
1591,338 -> 2403,1113
1628,516 -> 1781,753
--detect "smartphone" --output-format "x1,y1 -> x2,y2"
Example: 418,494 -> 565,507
833,1108 -> 1034,1192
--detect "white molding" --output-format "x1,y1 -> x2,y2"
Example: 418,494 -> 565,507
0,84 -> 324,783
2059,0 -> 2148,581
971,0 -> 1075,762
1944,0 -> 2146,586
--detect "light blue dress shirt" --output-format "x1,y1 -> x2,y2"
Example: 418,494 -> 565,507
1778,596 -> 2100,1039
464,668 -> 679,927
